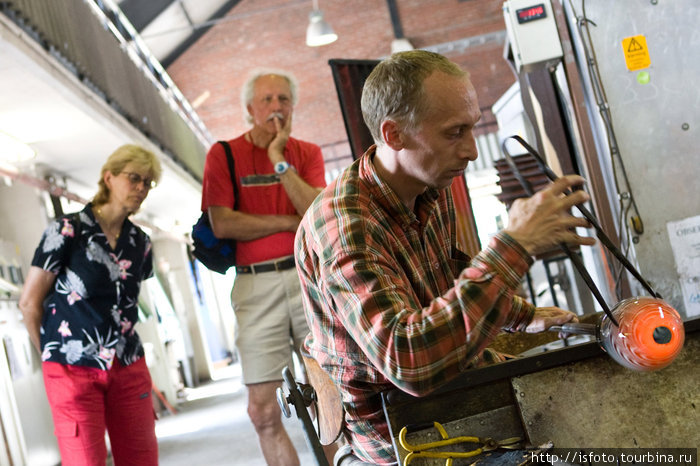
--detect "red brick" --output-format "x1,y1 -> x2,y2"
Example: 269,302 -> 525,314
167,0 -> 516,163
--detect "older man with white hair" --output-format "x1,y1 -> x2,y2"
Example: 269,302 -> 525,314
200,68 -> 326,465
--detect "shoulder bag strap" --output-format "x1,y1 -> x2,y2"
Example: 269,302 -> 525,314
218,140 -> 239,210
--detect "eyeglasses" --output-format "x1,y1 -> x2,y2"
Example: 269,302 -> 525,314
121,171 -> 156,190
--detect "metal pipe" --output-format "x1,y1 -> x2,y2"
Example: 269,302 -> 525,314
501,135 -> 619,326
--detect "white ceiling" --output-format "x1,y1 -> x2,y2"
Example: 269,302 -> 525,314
129,0 -> 230,63
0,13 -> 202,237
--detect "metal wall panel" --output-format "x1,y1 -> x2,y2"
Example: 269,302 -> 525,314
567,0 -> 700,317
512,331 -> 699,448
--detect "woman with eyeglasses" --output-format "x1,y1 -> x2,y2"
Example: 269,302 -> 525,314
19,144 -> 162,466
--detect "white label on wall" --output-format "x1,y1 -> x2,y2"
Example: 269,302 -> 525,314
667,215 -> 700,317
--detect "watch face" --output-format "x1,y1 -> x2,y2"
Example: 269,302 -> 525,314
275,161 -> 289,174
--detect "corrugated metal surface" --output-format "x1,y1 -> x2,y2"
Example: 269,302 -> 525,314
470,132 -> 501,173
493,153 -> 549,209
1,0 -> 211,182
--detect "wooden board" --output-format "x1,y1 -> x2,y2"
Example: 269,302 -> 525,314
302,354 -> 344,445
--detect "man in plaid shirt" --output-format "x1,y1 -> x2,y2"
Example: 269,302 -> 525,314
295,50 -> 595,465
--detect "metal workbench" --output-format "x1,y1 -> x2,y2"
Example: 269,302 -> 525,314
381,318 -> 700,465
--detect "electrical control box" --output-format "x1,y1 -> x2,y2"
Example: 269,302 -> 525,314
503,0 -> 563,72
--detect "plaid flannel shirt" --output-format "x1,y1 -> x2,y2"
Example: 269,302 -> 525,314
295,147 -> 535,464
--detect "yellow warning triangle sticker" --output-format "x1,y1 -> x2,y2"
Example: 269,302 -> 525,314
622,35 -> 651,71
627,38 -> 644,52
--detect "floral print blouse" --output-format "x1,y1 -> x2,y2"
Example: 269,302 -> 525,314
31,203 -> 154,370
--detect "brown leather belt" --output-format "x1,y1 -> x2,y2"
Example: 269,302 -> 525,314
235,257 -> 296,274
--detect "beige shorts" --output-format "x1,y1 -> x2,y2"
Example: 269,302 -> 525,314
230,263 -> 309,384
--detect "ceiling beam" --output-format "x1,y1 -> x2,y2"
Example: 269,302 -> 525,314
119,0 -> 176,32
161,0 -> 242,69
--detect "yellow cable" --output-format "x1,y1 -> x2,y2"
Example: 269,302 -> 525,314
399,422 -> 485,466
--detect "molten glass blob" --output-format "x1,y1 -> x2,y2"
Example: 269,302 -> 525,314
598,297 -> 685,371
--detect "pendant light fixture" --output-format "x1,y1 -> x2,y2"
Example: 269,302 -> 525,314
306,0 -> 337,47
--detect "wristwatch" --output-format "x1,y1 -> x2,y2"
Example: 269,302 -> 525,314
274,161 -> 291,175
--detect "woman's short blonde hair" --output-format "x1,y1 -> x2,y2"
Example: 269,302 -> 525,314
92,144 -> 162,206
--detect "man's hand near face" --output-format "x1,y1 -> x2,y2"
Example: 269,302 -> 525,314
268,112 -> 293,164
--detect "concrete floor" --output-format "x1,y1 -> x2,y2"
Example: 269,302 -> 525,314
156,364 -> 316,466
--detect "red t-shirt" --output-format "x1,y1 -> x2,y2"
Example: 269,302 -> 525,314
201,134 -> 326,265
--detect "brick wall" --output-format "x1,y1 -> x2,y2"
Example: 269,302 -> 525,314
167,0 -> 516,167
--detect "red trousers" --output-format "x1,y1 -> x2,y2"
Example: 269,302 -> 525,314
42,358 -> 158,466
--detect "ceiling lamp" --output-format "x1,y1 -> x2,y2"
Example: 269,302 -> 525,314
0,130 -> 35,164
306,0 -> 337,47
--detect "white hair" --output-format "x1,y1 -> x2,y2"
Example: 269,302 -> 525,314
241,68 -> 299,125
